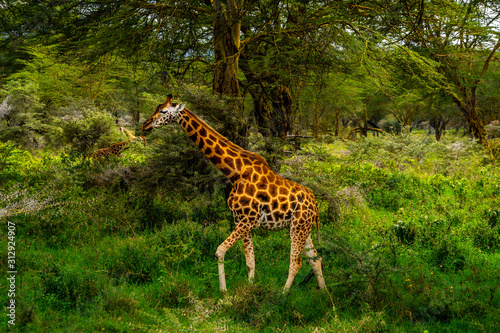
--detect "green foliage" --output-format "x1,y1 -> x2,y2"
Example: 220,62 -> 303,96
98,236 -> 164,284
40,264 -> 106,311
345,127 -> 490,175
2,118 -> 500,331
0,45 -> 165,153
147,276 -> 193,309
0,75 -> 48,148
136,125 -> 228,199
490,137 -> 500,160
58,108 -> 118,157
0,141 -> 31,180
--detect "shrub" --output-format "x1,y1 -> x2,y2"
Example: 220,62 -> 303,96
0,77 -> 47,149
99,237 -> 164,284
392,220 -> 416,245
430,237 -> 466,271
147,275 -> 193,308
135,126 -> 228,199
378,117 -> 401,134
40,264 -> 105,310
102,285 -> 139,314
58,108 -> 118,157
490,137 -> 500,160
468,211 -> 500,251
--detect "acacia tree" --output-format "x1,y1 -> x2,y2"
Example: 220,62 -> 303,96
4,0 -> 406,145
0,0 -> 77,78
387,92 -> 425,129
425,90 -> 457,141
64,1 -> 348,140
368,0 -> 500,148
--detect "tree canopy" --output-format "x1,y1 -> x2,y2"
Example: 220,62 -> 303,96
1,0 -> 499,155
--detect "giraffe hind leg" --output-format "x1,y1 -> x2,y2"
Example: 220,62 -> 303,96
284,226 -> 309,292
303,235 -> 326,289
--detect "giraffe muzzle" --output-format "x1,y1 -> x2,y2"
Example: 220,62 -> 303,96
142,122 -> 154,132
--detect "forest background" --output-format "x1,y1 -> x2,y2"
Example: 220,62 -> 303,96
1,1 -> 500,332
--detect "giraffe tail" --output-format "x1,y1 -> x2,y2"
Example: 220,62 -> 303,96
316,213 -> 321,246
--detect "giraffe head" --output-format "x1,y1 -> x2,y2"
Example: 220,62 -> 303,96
137,135 -> 147,146
142,94 -> 186,131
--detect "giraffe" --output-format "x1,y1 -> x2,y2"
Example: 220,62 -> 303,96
92,127 -> 147,158
142,95 -> 326,292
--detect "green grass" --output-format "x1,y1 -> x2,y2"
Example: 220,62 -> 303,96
1,132 -> 500,332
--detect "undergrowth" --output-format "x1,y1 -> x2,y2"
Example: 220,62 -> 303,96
1,131 -> 499,332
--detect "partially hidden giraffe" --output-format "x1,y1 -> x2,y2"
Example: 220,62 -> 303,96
142,95 -> 326,292
92,127 -> 147,158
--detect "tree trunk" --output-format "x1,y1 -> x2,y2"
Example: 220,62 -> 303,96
212,0 -> 241,98
270,84 -> 293,140
132,82 -> 140,126
249,87 -> 272,136
248,83 -> 293,140
359,126 -> 368,137
453,95 -> 488,146
334,109 -> 340,137
435,122 -> 443,141
466,108 -> 488,146
211,0 -> 248,148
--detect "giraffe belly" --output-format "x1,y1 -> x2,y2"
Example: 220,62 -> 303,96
259,212 -> 291,231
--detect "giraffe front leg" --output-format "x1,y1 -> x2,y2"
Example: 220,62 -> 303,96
284,230 -> 307,293
216,253 -> 227,292
215,217 -> 255,292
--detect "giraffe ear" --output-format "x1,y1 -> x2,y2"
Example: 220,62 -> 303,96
177,103 -> 186,111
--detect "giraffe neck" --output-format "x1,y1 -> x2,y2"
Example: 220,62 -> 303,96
177,108 -> 265,183
121,127 -> 137,141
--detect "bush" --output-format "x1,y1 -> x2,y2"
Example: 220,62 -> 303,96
0,77 -> 47,149
136,126 -> 228,199
147,275 -> 193,308
40,264 -> 105,310
490,137 -> 500,160
378,117 -> 401,134
98,237 -> 164,283
58,108 -> 119,157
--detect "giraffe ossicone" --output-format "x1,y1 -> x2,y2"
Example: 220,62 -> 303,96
142,94 -> 326,292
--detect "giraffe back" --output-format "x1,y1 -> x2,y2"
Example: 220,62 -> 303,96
92,141 -> 128,158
